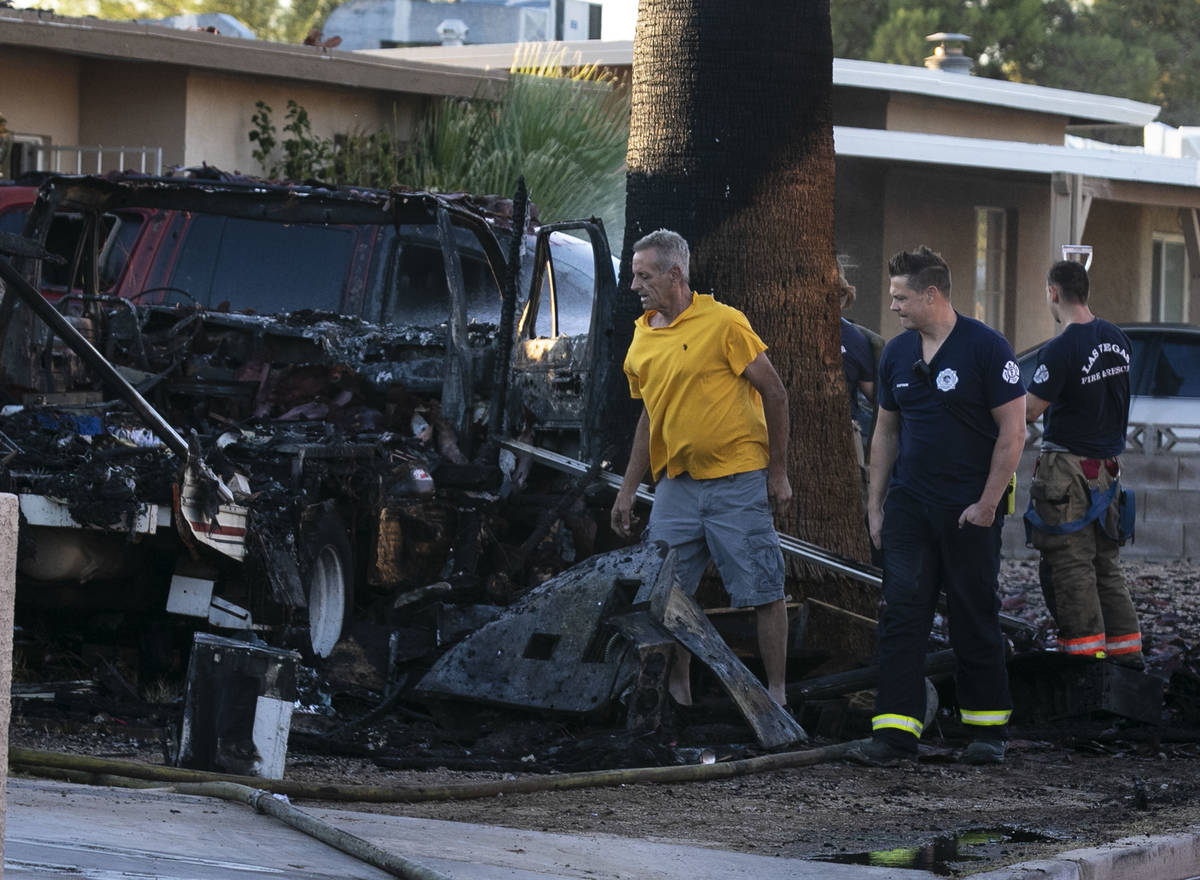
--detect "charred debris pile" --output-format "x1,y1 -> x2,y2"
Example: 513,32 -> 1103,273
1,300 -> 654,768
5,302 -> 1200,773
4,173 -> 1200,776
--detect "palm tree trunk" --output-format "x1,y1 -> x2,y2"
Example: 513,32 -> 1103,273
602,0 -> 875,663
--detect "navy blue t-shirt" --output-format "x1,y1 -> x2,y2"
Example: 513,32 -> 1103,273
1027,318 -> 1130,458
878,313 -> 1024,507
841,318 -> 875,418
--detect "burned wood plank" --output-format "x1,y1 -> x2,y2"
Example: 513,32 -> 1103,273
610,610 -> 675,732
789,648 -> 957,704
643,549 -> 808,749
1008,652 -> 1163,727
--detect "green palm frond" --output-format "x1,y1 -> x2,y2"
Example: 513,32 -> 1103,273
405,43 -> 630,241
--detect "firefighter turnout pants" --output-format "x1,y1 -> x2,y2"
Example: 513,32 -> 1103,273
873,488 -> 1012,751
1030,452 -> 1143,665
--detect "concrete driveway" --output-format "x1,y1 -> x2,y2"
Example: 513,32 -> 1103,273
3,777 -> 930,880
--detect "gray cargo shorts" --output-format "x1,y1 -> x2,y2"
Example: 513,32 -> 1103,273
644,468 -> 786,608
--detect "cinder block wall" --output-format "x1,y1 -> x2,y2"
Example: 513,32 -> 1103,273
1002,449 -> 1200,561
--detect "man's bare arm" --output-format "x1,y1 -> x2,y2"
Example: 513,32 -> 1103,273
958,396 -> 1026,528
1025,391 -> 1051,424
742,351 -> 793,514
610,408 -> 651,537
867,406 -> 900,549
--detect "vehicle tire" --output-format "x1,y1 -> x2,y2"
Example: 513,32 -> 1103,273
301,508 -> 354,659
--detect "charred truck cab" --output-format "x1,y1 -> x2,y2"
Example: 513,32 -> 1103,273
0,172 -> 615,661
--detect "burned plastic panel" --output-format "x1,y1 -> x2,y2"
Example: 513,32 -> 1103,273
415,542 -> 668,715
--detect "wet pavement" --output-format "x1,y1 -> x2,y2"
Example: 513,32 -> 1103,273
6,776 -> 1200,880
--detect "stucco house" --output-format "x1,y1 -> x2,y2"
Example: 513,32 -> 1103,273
0,8 -> 504,183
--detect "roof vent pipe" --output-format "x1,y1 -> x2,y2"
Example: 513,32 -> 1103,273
924,32 -> 974,74
438,18 -> 468,46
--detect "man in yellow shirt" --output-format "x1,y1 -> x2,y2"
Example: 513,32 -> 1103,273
610,229 -> 793,707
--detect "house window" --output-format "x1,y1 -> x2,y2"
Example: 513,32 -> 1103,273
1152,234 -> 1189,322
973,206 -> 1007,330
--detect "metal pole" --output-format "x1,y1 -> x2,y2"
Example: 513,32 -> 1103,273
0,493 -> 16,878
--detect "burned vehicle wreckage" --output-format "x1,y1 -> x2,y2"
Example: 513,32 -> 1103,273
0,173 -> 1185,776
0,172 -> 620,667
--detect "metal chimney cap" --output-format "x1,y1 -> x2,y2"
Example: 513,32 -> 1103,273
924,32 -> 974,73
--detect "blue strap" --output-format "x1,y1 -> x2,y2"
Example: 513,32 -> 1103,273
1024,479 -> 1119,539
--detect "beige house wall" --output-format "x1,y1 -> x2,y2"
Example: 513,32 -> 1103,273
78,62 -> 187,172
1011,194 -> 1055,352
183,73 -> 425,174
878,167 -> 1057,350
886,94 -> 1066,146
1084,201 -> 1154,323
0,49 -> 81,151
2,50 -> 430,176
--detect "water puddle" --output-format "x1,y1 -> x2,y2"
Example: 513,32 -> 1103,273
814,826 -> 1063,875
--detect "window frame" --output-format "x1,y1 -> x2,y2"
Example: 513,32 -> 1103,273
1152,233 -> 1189,323
973,205 -> 1008,332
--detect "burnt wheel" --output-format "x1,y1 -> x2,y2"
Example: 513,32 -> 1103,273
302,509 -> 354,658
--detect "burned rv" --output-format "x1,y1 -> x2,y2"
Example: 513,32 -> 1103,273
0,172 -> 617,661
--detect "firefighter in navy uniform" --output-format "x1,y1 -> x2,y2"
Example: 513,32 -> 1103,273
1024,260 -> 1143,668
848,246 -> 1026,767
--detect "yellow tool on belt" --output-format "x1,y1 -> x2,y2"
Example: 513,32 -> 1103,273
1004,472 -> 1017,516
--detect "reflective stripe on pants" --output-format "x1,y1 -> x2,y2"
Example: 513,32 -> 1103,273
872,713 -> 923,739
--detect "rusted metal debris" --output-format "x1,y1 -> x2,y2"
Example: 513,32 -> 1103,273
0,171 -> 615,666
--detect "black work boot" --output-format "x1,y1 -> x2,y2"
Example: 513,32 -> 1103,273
843,736 -> 917,767
962,739 -> 1007,765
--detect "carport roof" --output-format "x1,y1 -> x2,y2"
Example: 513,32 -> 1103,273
833,58 -> 1159,128
364,41 -> 1161,127
835,126 -> 1200,189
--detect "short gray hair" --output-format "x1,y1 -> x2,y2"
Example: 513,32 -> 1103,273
633,229 -> 690,284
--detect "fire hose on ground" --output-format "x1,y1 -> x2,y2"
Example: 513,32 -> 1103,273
10,740 -> 856,803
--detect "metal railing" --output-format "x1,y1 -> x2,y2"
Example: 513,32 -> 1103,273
1027,422 -> 1200,456
27,144 -> 163,176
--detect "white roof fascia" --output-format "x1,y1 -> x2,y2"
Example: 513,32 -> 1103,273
833,58 -> 1160,127
359,40 -> 635,70
834,126 -> 1200,188
362,44 -> 1160,127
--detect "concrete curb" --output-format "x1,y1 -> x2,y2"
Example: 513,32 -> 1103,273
971,827 -> 1200,879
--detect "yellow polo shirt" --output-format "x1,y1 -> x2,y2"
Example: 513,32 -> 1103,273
624,293 -> 769,480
